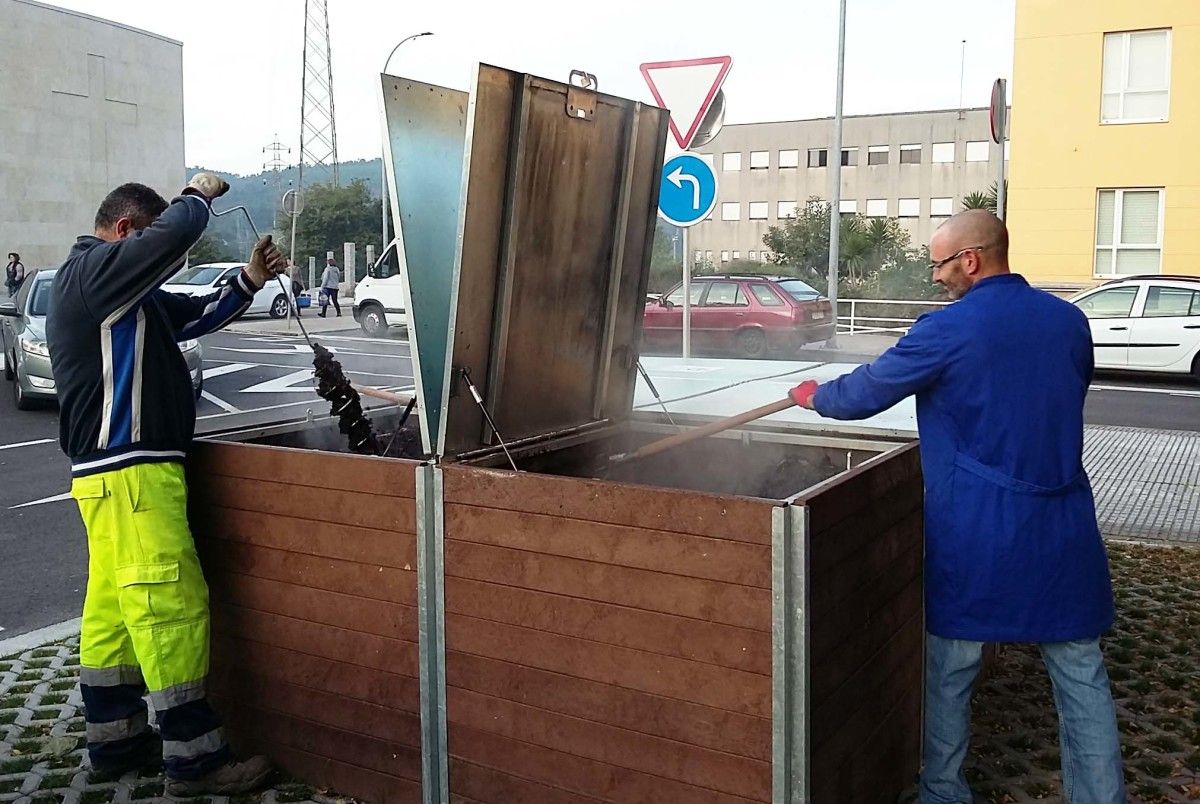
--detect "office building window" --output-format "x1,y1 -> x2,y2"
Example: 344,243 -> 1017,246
721,202 -> 741,221
808,148 -> 828,168
930,197 -> 954,216
900,144 -> 921,164
705,250 -> 713,261
721,250 -> 730,263
932,142 -> 955,163
1095,188 -> 1164,277
698,153 -> 716,170
1102,29 -> 1171,123
839,199 -> 857,214
750,151 -> 769,169
694,250 -> 702,262
898,198 -> 920,217
867,146 -> 889,166
965,141 -> 989,162
748,250 -> 758,260
732,250 -> 741,260
779,149 -> 799,168
866,199 -> 887,217
842,147 -> 858,167
722,152 -> 742,171
749,201 -> 769,220
778,201 -> 798,219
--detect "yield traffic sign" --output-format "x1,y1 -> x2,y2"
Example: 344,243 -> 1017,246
640,56 -> 733,151
657,153 -> 718,228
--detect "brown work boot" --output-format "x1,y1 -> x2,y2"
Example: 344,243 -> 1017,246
164,755 -> 272,796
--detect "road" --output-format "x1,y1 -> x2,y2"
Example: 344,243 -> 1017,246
1,329 -> 1196,640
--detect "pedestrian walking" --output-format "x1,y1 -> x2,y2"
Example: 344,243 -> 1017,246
6,252 -> 25,296
318,256 -> 341,317
790,210 -> 1124,803
290,269 -> 305,317
47,174 -> 288,796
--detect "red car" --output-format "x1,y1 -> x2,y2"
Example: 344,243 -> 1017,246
642,274 -> 835,358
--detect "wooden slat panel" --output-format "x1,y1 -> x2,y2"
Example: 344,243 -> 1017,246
191,441 -> 417,497
810,612 -> 923,751
213,669 -> 423,752
211,635 -> 420,714
201,539 -> 418,608
192,475 -> 415,534
449,727 -> 762,804
807,475 -> 923,574
445,616 -> 770,718
193,507 -> 416,569
445,652 -> 770,761
255,743 -> 420,804
216,700 -> 422,789
445,541 -> 770,632
441,464 -> 776,544
445,577 -> 769,674
799,442 -> 921,535
206,573 -> 418,644
211,604 -> 420,679
450,756 -> 606,804
447,686 -> 771,800
809,509 -> 923,616
444,504 -> 771,586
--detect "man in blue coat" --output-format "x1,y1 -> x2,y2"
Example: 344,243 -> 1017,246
791,210 -> 1123,803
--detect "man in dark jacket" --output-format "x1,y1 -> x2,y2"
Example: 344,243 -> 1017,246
791,210 -> 1123,803
48,174 -> 286,796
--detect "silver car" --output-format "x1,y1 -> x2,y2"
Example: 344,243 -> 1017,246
0,269 -> 204,410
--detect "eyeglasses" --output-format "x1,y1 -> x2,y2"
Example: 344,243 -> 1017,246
928,244 -> 991,272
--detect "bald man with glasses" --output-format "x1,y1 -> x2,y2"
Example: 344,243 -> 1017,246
790,210 -> 1124,803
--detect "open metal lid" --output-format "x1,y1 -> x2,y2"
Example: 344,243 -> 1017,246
384,64 -> 668,459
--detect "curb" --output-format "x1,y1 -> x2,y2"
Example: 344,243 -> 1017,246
0,617 -> 80,656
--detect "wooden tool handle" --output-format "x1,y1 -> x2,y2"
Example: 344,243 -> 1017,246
351,383 -> 414,405
615,397 -> 796,464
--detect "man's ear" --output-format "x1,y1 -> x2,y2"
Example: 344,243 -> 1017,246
112,217 -> 134,240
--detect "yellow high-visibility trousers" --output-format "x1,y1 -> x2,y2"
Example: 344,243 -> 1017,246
72,462 -> 230,779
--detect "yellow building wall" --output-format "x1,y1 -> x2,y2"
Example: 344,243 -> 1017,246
1008,0 -> 1200,287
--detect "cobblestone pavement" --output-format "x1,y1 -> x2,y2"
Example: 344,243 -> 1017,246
1085,426 -> 1200,544
0,638 -> 346,804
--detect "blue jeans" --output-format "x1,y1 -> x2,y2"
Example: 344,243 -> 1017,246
920,634 -> 1125,804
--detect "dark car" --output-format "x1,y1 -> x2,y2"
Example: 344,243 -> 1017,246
642,274 -> 835,358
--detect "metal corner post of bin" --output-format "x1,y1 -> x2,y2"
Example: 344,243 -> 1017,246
415,464 -> 448,803
772,503 -> 811,802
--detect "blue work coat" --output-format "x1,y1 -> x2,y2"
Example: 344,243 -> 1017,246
814,274 -> 1114,642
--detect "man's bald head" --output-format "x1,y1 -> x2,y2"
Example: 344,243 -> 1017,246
928,210 -> 1010,299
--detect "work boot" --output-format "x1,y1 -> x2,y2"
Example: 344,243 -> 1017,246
88,732 -> 163,783
164,755 -> 272,797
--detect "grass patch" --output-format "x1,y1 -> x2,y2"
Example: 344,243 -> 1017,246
13,738 -> 45,755
39,692 -> 67,705
129,782 -> 163,798
0,709 -> 18,724
0,756 -> 37,773
275,785 -> 317,803
79,793 -> 114,804
0,778 -> 25,795
39,772 -> 74,790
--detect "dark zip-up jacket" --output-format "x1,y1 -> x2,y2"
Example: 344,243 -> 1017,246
48,194 -> 260,477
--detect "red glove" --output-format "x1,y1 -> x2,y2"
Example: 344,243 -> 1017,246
788,379 -> 819,409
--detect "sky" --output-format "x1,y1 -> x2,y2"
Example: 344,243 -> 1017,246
51,0 -> 1016,176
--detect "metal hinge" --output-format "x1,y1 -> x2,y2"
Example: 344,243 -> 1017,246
566,70 -> 597,121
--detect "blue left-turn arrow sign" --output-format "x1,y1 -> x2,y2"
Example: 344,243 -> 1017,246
657,154 -> 718,228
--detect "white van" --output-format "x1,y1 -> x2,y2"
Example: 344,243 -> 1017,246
352,239 -> 406,336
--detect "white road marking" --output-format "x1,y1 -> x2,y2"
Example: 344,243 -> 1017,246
200,362 -> 257,379
196,393 -> 403,421
200,391 -> 240,413
212,345 -> 329,356
10,491 -> 73,510
1090,383 -> 1200,398
203,358 -> 412,380
0,438 -> 55,451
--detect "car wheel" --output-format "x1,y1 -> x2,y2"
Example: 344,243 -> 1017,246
269,294 -> 289,319
360,303 -> 388,337
13,369 -> 36,411
194,377 -> 204,403
1192,352 -> 1200,384
737,329 -> 769,359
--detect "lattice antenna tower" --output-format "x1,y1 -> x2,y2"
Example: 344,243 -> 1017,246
298,0 -> 339,187
263,134 -> 291,177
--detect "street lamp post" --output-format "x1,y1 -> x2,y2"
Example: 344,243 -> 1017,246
380,32 -> 434,253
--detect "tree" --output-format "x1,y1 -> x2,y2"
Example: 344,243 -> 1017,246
962,181 -> 1008,216
279,180 -> 382,281
188,231 -> 240,265
648,220 -> 683,293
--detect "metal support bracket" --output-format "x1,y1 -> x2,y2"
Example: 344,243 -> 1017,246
416,465 -> 449,804
566,69 -> 598,120
772,504 -> 810,802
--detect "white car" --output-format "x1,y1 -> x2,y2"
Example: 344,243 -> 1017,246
1070,276 -> 1200,380
163,262 -> 294,319
353,240 -> 407,337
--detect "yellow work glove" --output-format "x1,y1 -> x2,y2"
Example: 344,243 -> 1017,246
244,235 -> 288,288
183,172 -> 230,202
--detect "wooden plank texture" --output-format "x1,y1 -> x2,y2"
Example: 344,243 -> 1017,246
193,475 -> 415,533
191,441 -> 417,497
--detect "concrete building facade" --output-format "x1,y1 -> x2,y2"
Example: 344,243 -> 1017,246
1007,0 -> 1199,288
0,0 -> 184,269
688,108 -> 1006,267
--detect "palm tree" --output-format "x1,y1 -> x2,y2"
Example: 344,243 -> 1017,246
961,181 -> 1008,215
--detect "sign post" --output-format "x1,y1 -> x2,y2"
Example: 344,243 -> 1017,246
658,154 -> 718,358
641,56 -> 732,358
990,78 -> 1008,220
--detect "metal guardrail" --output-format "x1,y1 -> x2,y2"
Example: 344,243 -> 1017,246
837,298 -> 950,335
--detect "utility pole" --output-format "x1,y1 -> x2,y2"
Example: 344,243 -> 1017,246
299,0 -> 340,187
826,0 -> 847,350
262,134 -> 291,230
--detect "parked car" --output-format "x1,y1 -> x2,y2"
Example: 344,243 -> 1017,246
1,269 -> 204,410
353,239 -> 407,337
642,274 -> 835,358
162,262 -> 294,319
1069,275 -> 1200,380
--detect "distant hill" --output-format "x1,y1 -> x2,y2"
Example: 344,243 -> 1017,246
187,158 -> 385,234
